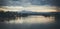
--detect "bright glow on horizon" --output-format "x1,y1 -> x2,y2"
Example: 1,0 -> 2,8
0,6 -> 57,12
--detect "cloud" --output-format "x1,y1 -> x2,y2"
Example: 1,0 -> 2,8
0,0 -> 54,6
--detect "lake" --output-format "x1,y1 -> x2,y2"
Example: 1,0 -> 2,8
0,15 -> 55,29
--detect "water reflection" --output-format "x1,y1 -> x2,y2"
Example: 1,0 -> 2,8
0,15 -> 55,29
5,15 -> 55,24
0,10 -> 56,29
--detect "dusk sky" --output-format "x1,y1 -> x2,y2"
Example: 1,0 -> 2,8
0,0 -> 54,6
0,0 -> 59,12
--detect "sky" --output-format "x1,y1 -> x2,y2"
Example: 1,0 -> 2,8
0,0 -> 59,12
0,0 -> 54,6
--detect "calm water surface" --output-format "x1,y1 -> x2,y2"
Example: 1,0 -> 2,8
0,16 -> 55,29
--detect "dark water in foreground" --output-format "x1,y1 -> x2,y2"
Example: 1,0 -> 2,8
0,22 -> 55,29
